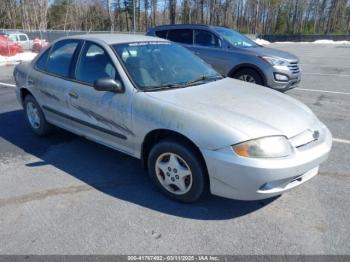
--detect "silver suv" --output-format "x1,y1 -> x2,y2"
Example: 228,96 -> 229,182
147,24 -> 301,91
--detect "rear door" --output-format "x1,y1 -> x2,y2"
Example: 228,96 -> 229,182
32,39 -> 82,127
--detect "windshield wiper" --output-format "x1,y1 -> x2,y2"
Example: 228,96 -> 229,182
143,83 -> 186,92
185,74 -> 223,86
143,74 -> 223,92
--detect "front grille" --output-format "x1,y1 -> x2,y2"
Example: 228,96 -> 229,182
289,129 -> 319,148
288,61 -> 300,74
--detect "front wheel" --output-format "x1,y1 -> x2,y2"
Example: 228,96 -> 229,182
148,139 -> 207,203
233,68 -> 264,86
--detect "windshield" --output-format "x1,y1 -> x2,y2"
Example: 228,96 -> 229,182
216,28 -> 258,48
112,42 -> 221,91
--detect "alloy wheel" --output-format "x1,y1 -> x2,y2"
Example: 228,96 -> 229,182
26,101 -> 41,129
155,152 -> 193,195
238,74 -> 256,83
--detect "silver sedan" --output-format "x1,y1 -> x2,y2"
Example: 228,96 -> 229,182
14,34 -> 332,202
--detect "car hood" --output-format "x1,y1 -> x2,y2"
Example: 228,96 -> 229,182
248,46 -> 299,62
145,78 -> 316,142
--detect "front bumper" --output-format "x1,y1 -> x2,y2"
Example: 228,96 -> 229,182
15,86 -> 22,105
265,64 -> 301,91
268,74 -> 301,91
201,126 -> 332,200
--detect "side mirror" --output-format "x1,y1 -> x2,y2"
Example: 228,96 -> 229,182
224,42 -> 232,49
93,78 -> 124,93
221,39 -> 231,49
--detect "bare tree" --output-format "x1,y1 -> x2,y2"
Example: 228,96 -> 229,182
107,0 -> 115,31
169,0 -> 176,24
1,0 -> 350,36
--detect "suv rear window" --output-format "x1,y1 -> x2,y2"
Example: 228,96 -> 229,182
155,30 -> 168,39
167,29 -> 193,45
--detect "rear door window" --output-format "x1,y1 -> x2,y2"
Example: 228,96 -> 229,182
75,42 -> 119,85
46,40 -> 79,78
155,30 -> 168,39
194,30 -> 221,48
167,29 -> 193,45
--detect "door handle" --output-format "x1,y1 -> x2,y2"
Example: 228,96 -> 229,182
69,91 -> 79,99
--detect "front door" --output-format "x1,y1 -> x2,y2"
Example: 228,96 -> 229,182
189,29 -> 228,75
67,41 -> 134,155
18,34 -> 30,50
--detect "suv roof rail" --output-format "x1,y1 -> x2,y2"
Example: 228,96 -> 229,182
153,23 -> 212,28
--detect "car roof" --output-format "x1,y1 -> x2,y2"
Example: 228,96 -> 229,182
59,33 -> 167,45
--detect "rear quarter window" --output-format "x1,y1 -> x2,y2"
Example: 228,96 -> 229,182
35,48 -> 50,71
155,30 -> 168,39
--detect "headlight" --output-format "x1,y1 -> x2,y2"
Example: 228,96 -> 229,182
232,136 -> 292,158
261,56 -> 289,67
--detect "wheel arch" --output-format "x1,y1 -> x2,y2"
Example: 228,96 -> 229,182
141,129 -> 208,176
228,63 -> 267,86
19,88 -> 34,105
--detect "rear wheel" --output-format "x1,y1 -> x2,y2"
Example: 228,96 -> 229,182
148,139 -> 207,203
233,68 -> 264,86
24,95 -> 51,136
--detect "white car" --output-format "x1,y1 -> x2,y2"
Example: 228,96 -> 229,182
2,31 -> 32,50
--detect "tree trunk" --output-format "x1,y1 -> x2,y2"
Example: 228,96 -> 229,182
169,0 -> 176,24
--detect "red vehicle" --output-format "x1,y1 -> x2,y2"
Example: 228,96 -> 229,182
32,37 -> 49,53
0,34 -> 23,56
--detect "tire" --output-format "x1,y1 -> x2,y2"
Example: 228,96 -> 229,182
233,68 -> 264,86
24,94 -> 51,136
148,139 -> 208,203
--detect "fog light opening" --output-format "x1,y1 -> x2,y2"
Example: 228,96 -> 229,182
259,183 -> 273,191
274,73 -> 289,82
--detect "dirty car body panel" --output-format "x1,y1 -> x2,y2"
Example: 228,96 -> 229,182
14,34 -> 332,201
